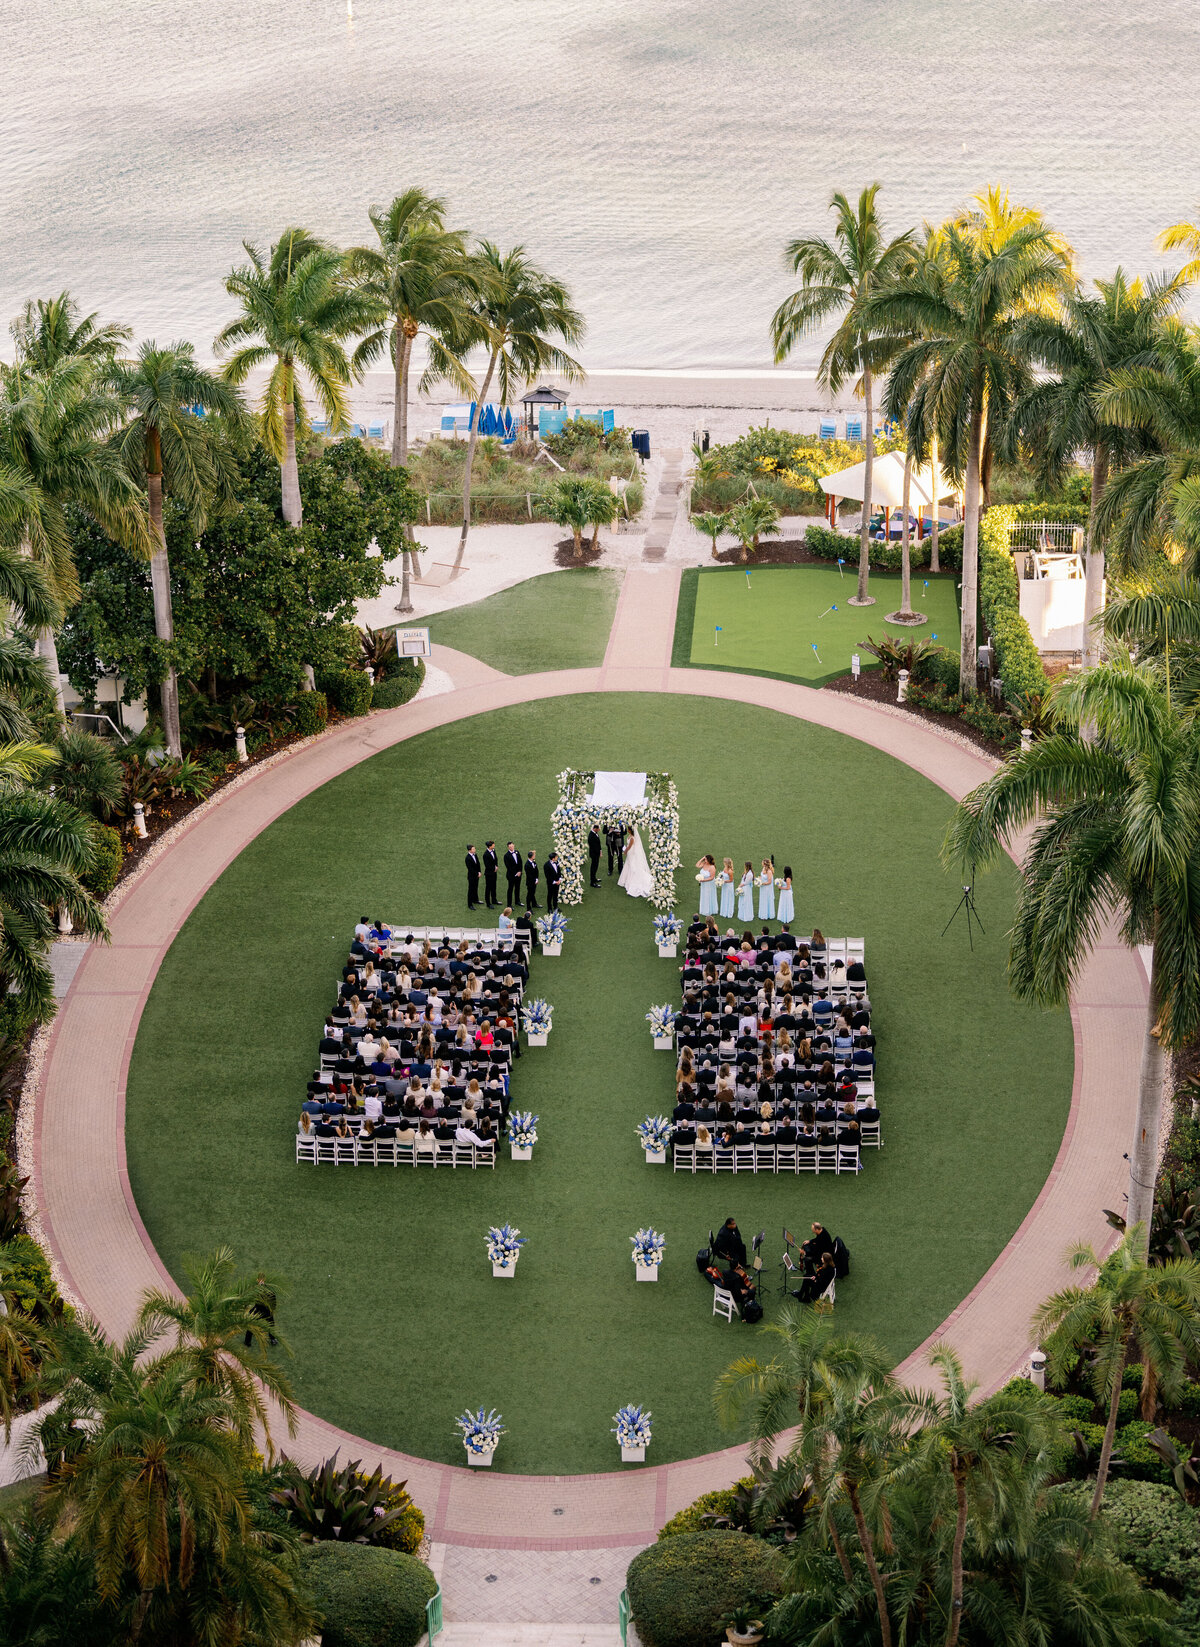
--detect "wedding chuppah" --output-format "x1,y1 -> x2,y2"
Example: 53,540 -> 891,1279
550,770 -> 681,909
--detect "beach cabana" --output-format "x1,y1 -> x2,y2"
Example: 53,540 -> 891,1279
521,384 -> 568,433
818,451 -> 961,534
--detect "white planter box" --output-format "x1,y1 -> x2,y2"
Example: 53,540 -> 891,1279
541,940 -> 562,956
510,1144 -> 532,1160
652,1033 -> 674,1050
635,1263 -> 659,1282
492,1260 -> 517,1277
466,1448 -> 496,1467
526,1030 -> 549,1046
644,1148 -> 667,1165
657,941 -> 678,957
620,1444 -> 646,1462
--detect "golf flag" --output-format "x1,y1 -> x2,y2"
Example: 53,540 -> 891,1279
745,570 -> 752,588
817,603 -> 837,620
812,642 -> 823,666
714,625 -> 722,646
837,558 -> 845,578
922,580 -> 929,597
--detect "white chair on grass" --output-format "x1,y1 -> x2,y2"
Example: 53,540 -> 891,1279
453,1144 -> 475,1168
775,1142 -> 798,1172
712,1287 -> 737,1324
296,1134 -> 317,1165
837,1145 -> 861,1175
354,1136 -> 376,1166
475,1142 -> 496,1170
334,1135 -> 357,1166
734,1143 -> 756,1173
858,1120 -> 881,1148
754,1142 -> 775,1173
714,1145 -> 736,1172
673,1145 -> 696,1173
435,1140 -> 456,1168
375,1138 -> 397,1165
816,1142 -> 837,1173
797,1145 -> 817,1173
395,1141 -> 415,1166
316,1137 -> 337,1165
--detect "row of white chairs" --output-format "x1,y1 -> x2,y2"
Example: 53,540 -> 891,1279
296,1134 -> 496,1169
674,1141 -> 867,1173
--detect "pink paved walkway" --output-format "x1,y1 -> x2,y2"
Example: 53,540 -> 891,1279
30,567 -> 1145,1550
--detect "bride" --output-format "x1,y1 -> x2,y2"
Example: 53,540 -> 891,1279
618,824 -> 655,899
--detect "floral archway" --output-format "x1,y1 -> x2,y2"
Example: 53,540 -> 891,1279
550,770 -> 680,909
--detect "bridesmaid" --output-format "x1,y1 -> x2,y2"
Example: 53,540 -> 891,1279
737,861 -> 755,923
718,856 -> 736,919
696,854 -> 719,917
758,857 -> 776,922
776,864 -> 795,925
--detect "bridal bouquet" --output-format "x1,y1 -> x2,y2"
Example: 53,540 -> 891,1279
536,911 -> 569,944
631,1228 -> 665,1268
645,1004 -> 677,1038
611,1404 -> 652,1448
636,1115 -> 672,1152
653,913 -> 682,943
520,998 -> 553,1034
456,1407 -> 505,1456
485,1224 -> 526,1265
508,1111 -> 538,1148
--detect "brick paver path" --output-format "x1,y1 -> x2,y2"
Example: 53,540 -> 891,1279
31,567 -> 1145,1552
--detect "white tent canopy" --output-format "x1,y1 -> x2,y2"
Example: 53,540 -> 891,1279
818,450 -> 962,510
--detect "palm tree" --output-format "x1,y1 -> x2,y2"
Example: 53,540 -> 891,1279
50,728 -> 124,820
692,510 -> 729,560
728,497 -> 781,563
871,189 -> 1073,694
9,290 -> 131,373
455,242 -> 584,568
0,1250 -> 54,1441
216,227 -> 376,528
944,656 -> 1200,1242
1011,270 -> 1184,664
106,342 -> 241,757
771,186 -> 915,606
1035,1229 -> 1200,1516
136,1246 -> 296,1455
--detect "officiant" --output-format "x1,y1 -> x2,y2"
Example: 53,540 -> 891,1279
606,820 -> 627,875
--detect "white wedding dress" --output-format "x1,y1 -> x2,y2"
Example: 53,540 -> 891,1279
618,824 -> 656,899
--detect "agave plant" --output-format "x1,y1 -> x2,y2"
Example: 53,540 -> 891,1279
358,625 -> 399,680
270,1454 -> 413,1544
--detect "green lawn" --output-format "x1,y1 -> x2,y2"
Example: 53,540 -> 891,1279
426,568 -> 621,674
677,565 -> 961,687
127,693 -> 1071,1475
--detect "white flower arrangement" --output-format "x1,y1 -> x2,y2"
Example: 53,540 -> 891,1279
631,1228 -> 665,1267
653,913 -> 682,943
536,911 -> 569,944
456,1407 -> 505,1455
612,1404 -> 652,1448
636,1115 -> 672,1151
485,1224 -> 526,1265
520,998 -> 553,1034
508,1110 -> 538,1148
551,770 -> 681,909
645,1004 -> 677,1038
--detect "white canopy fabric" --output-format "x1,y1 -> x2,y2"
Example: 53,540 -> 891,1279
818,450 -> 962,508
589,771 -> 648,806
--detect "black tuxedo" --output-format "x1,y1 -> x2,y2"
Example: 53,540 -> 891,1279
465,851 -> 481,908
544,857 -> 561,911
504,849 -> 523,907
524,857 -> 540,910
483,847 -> 500,907
587,827 -> 602,886
606,822 -> 627,875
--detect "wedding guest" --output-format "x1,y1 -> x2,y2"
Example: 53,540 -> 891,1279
545,851 -> 561,911
504,843 -> 523,906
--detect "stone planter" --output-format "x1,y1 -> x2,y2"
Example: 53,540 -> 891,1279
526,1030 -> 549,1046
492,1259 -> 518,1278
510,1144 -> 532,1160
726,1630 -> 764,1646
620,1444 -> 646,1463
634,1262 -> 659,1282
652,1033 -> 674,1051
657,941 -> 678,958
466,1444 -> 497,1468
541,939 -> 562,956
644,1147 -> 667,1165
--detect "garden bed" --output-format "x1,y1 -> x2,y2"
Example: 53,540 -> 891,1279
825,669 -> 1015,758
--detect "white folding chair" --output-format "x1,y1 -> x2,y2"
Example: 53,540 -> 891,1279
375,1139 -> 397,1165
734,1144 -> 756,1173
395,1141 -> 415,1167
673,1145 -> 696,1173
435,1140 -> 456,1168
475,1142 -> 496,1170
316,1138 -> 337,1165
817,1143 -> 837,1173
296,1135 -> 317,1165
712,1287 -> 737,1323
355,1136 -> 376,1166
714,1146 -> 736,1172
775,1143 -> 798,1172
797,1145 -> 817,1173
837,1145 -> 861,1175
453,1144 -> 475,1168
694,1148 -> 715,1172
334,1136 -> 357,1165
415,1144 -> 437,1168
858,1120 -> 881,1148
754,1143 -> 775,1173
846,939 -> 865,961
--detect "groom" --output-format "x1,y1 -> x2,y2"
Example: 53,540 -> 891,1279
606,820 -> 627,876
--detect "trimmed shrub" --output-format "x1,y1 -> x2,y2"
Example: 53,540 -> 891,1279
657,1478 -> 755,1540
959,696 -> 1021,752
978,508 -> 1050,703
318,670 -> 373,717
372,659 -> 425,710
0,1234 -> 63,1318
1169,1380 -> 1200,1419
302,1542 -> 436,1647
626,1530 -> 783,1647
294,689 -> 328,737
83,823 -> 123,898
1057,1478 -> 1200,1630
802,523 -> 963,573
912,644 -> 961,692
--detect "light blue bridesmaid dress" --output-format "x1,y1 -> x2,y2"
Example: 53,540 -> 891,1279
776,879 -> 795,924
737,873 -> 755,922
698,870 -> 718,916
718,871 -> 735,919
758,873 -> 776,921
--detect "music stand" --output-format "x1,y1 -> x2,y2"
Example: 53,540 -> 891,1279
780,1249 -> 798,1296
752,1230 -> 765,1273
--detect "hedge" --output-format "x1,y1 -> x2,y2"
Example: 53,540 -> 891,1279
1056,1480 -> 1200,1638
84,823 -> 123,899
977,506 -> 1061,703
317,669 -> 373,717
302,1542 -> 437,1647
803,523 -> 962,573
372,658 -> 426,710
657,1478 -> 754,1540
626,1531 -> 783,1647
293,689 -> 328,737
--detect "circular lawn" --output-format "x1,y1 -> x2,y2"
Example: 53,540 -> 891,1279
125,693 -> 1073,1474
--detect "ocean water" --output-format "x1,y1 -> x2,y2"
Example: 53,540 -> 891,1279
2,0 -> 1199,371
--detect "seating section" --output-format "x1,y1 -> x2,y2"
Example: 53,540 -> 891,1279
296,924 -> 529,1170
671,929 -> 878,1175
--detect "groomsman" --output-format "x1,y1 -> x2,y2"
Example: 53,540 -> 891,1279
588,824 -> 602,887
545,851 -> 561,911
606,820 -> 627,876
504,842 -> 523,907
465,845 -> 481,909
524,849 -> 540,911
483,841 -> 500,908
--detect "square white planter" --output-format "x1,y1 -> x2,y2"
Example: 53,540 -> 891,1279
466,1449 -> 495,1467
644,1148 -> 667,1165
526,1030 -> 549,1046
541,940 -> 562,956
657,942 -> 678,958
620,1444 -> 646,1462
492,1261 -> 517,1278
635,1264 -> 659,1282
652,1034 -> 674,1051
511,1144 -> 532,1160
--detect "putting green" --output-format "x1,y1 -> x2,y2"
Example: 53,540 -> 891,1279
680,566 -> 961,687
126,693 -> 1071,1474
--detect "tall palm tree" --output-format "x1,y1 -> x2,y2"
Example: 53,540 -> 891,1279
771,186 -> 915,606
1011,270 -> 1184,664
944,656 -> 1200,1241
216,227 -> 375,528
1035,1229 -> 1200,1516
106,342 -> 241,757
9,290 -> 131,374
137,1246 -> 296,1455
455,242 -> 584,568
871,188 -> 1074,694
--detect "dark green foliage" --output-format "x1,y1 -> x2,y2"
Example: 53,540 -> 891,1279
270,1455 -> 421,1548
118,752 -> 214,818
1106,1173 -> 1200,1263
0,1502 -> 117,1647
370,660 -> 424,709
50,730 -> 124,820
0,1165 -> 28,1243
293,690 -> 329,737
978,508 -> 1052,702
317,670 -> 373,717
83,824 -> 122,899
958,695 -> 1022,751
912,644 -> 962,691
1163,1114 -> 1200,1183
0,1234 -> 64,1319
625,1531 -> 783,1647
302,1541 -> 437,1647
804,521 -> 963,572
856,634 -> 939,682
657,1480 -> 754,1540
1058,1479 -> 1200,1636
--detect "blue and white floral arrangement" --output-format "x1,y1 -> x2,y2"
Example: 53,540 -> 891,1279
550,770 -> 681,909
631,1228 -> 665,1269
457,1406 -> 505,1465
637,1115 -> 672,1159
536,910 -> 569,949
486,1223 -> 526,1269
646,1004 -> 677,1045
612,1403 -> 653,1460
508,1110 -> 538,1152
521,998 -> 553,1042
654,912 -> 682,947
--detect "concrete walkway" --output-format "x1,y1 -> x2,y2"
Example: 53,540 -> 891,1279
28,565 -> 1144,1560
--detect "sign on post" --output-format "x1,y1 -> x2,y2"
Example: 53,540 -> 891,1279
397,627 -> 432,657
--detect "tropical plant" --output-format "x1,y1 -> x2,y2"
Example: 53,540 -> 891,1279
9,289 -> 131,373
357,624 -> 399,680
771,185 -> 915,605
857,632 -> 936,682
106,341 -> 242,756
1036,1228 -> 1200,1514
727,497 -> 781,563
455,241 -> 584,566
1106,1174 -> 1200,1267
691,509 -> 729,559
542,475 -> 615,559
50,727 -> 124,819
0,1499 -> 117,1647
217,227 -> 375,527
0,1248 -> 54,1440
271,1454 -> 417,1545
870,188 -> 1074,694
301,1540 -> 437,1647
